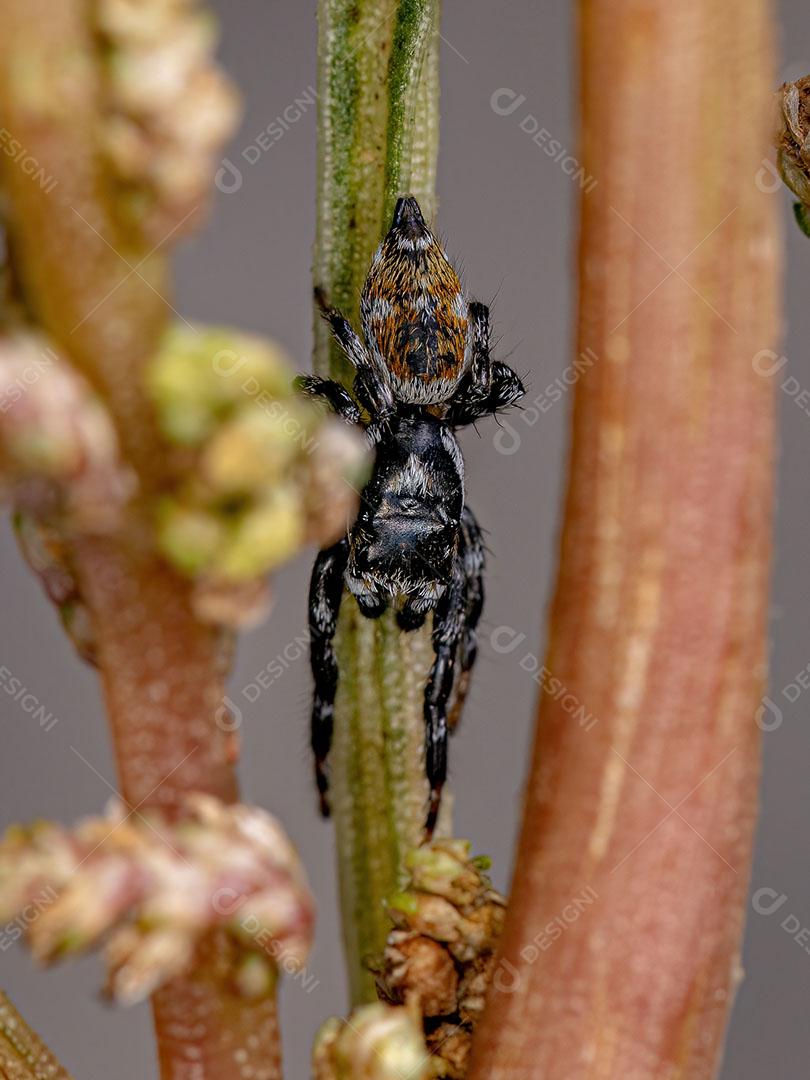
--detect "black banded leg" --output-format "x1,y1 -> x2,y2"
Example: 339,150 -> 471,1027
424,559 -> 467,837
295,374 -> 361,425
449,506 -> 485,731
308,538 -> 349,816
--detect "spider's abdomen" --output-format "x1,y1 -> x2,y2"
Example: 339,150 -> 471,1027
361,197 -> 469,405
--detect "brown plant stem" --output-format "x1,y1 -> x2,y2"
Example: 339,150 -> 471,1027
0,992 -> 74,1080
150,937 -> 282,1080
469,2 -> 780,1077
0,0 -> 168,480
76,537 -> 237,811
0,3 -> 284,1076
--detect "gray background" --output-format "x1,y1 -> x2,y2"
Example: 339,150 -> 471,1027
2,2 -> 809,1076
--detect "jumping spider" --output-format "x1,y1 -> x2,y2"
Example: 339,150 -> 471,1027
299,196 -> 524,836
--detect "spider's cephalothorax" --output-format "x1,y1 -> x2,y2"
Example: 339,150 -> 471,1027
300,196 -> 524,836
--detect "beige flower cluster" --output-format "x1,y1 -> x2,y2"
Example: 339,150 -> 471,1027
95,0 -> 241,244
0,794 -> 314,1005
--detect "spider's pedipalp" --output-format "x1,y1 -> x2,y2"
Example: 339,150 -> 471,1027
295,374 -> 362,425
445,302 -> 525,426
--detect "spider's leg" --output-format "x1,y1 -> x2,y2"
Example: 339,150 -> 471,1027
446,302 -> 525,426
423,551 -> 467,837
295,374 -> 361,425
308,537 -> 350,817
314,287 -> 394,416
449,505 -> 485,731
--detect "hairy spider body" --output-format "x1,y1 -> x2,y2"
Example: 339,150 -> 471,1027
301,196 -> 524,836
345,412 -> 464,618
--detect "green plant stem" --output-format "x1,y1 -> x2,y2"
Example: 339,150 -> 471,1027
314,0 -> 440,383
314,0 -> 442,1003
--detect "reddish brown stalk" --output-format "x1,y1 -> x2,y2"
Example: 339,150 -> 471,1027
469,2 -> 780,1077
0,0 -> 168,479
73,547 -> 283,1080
76,538 -> 237,811
0,4 -> 283,1076
150,937 -> 282,1080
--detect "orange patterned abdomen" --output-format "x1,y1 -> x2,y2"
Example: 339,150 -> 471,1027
361,198 -> 469,404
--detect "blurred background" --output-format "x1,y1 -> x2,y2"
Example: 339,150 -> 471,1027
2,2 -> 809,1075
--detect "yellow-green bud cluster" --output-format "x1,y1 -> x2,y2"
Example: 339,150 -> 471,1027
146,325 -> 368,601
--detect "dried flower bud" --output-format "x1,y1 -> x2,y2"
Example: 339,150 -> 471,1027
95,0 -> 241,244
388,891 -> 465,944
425,1023 -> 469,1080
146,324 -> 369,625
2,329 -> 137,668
777,76 -> 810,235
381,931 -> 458,1017
312,1002 -> 434,1080
0,795 -> 314,1004
377,841 -> 507,1077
